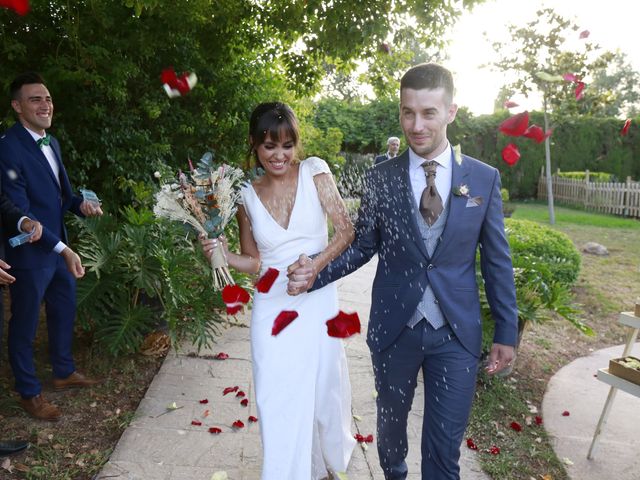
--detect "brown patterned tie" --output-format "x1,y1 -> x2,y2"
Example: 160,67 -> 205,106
420,161 -> 443,226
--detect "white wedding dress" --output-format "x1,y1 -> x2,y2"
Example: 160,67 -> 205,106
241,157 -> 356,479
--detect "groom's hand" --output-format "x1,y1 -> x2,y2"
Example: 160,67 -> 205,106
286,254 -> 316,296
485,343 -> 515,375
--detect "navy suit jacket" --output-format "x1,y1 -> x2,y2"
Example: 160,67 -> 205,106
374,153 -> 390,165
0,123 -> 84,269
314,148 -> 518,357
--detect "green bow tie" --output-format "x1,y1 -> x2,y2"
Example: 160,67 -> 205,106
36,134 -> 51,148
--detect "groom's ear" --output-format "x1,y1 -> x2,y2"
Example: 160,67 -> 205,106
447,103 -> 458,124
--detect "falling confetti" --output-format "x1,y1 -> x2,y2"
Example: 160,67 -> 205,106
501,144 -> 521,166
498,112 -> 529,137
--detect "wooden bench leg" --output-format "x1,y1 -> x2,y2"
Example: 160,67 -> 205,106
588,386 -> 618,460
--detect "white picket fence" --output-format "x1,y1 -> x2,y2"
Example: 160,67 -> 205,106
537,170 -> 640,218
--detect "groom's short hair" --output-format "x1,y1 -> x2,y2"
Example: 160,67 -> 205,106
400,63 -> 454,105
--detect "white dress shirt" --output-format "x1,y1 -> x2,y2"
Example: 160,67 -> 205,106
408,141 -> 453,209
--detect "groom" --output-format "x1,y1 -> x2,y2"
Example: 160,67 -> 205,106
288,63 -> 518,479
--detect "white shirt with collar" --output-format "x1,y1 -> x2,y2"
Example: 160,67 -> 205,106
408,141 -> 453,209
24,127 -> 67,254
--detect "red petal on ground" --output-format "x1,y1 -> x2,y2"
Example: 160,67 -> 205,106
199,399 -> 209,404
215,352 -> 229,360
222,284 -> 251,304
191,420 -> 202,426
575,82 -> 585,100
235,391 -> 246,398
232,420 -> 245,428
240,399 -> 248,407
621,119 -> 632,136
271,311 -> 299,336
202,409 -> 210,418
535,416 -> 543,425
208,427 -> 222,434
466,438 -> 478,450
562,410 -> 570,416
510,421 -> 523,432
579,29 -> 590,39
503,100 -> 519,108
498,112 -> 529,136
562,73 -> 578,82
501,144 -> 521,166
0,0 -> 29,15
248,415 -> 259,423
489,445 -> 501,455
364,434 -> 374,443
326,311 -> 361,338
223,386 -> 239,395
354,434 -> 365,443
255,268 -> 279,293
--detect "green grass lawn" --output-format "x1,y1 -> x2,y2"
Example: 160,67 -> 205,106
470,201 -> 640,480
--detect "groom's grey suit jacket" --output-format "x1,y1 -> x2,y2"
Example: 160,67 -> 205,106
314,148 -> 518,357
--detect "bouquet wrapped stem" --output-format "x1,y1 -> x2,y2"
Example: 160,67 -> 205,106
209,240 -> 234,290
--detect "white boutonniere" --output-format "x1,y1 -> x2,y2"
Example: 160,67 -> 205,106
453,144 -> 463,166
452,184 -> 469,197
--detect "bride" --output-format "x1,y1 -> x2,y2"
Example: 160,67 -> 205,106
201,102 -> 356,479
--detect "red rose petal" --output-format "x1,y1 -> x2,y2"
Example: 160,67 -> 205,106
161,67 -> 177,85
240,398 -> 248,407
523,124 -> 552,144
208,427 -> 222,434
222,284 -> 251,315
466,438 -> 478,450
502,143 -> 521,166
510,421 -> 522,432
248,415 -> 258,423
271,310 -> 299,336
232,420 -> 245,428
199,398 -> 209,404
215,352 -> 229,360
226,304 -> 244,315
202,409 -> 210,418
498,112 -> 529,137
621,119 -> 632,136
562,73 -> 579,82
579,29 -> 590,39
326,311 -> 361,338
223,386 -> 239,395
489,445 -> 500,455
191,420 -> 202,426
562,410 -> 570,416
0,0 -> 29,15
236,391 -> 246,398
503,100 -> 519,109
255,268 -> 279,293
535,416 -> 543,425
354,433 -> 364,442
364,434 -> 374,443
575,82 -> 585,100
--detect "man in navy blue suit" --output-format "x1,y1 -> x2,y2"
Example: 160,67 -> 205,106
288,63 -> 518,479
374,136 -> 400,165
0,72 -> 103,421
0,189 -> 41,455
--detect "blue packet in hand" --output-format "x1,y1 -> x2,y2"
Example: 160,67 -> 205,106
80,188 -> 101,205
9,230 -> 34,248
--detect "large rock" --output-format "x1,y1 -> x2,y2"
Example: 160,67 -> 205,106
582,242 -> 609,256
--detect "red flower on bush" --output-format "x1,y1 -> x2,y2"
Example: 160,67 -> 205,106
488,445 -> 500,455
255,268 -> 279,293
271,311 -> 299,336
208,427 -> 222,434
466,438 -> 478,450
535,416 -> 543,425
326,311 -> 361,338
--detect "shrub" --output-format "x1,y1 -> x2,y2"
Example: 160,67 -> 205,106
504,219 -> 581,287
557,171 -> 616,182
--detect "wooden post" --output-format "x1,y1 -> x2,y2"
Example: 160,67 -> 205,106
624,176 -> 632,217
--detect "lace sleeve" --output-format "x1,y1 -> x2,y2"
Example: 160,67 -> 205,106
305,156 -> 331,177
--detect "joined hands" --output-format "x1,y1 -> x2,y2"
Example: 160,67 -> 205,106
286,254 -> 317,296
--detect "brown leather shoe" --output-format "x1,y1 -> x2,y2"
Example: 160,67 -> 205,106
20,395 -> 61,421
52,371 -> 99,391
